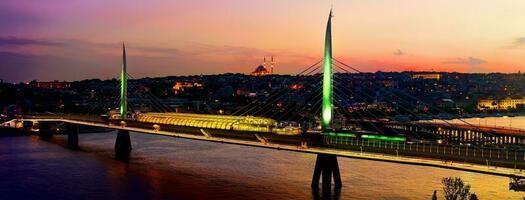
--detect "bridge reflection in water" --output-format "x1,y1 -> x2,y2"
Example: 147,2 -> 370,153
2,133 -> 521,199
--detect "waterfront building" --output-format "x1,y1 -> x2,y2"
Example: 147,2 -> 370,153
411,72 -> 441,80
478,98 -> 525,110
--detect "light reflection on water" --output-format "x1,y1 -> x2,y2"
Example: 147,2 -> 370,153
0,132 -> 523,199
431,116 -> 525,130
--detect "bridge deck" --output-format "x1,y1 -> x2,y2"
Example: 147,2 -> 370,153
25,118 -> 525,178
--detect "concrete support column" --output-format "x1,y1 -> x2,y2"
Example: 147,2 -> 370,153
37,122 -> 53,139
312,154 -> 342,190
115,130 -> 132,160
67,125 -> 79,149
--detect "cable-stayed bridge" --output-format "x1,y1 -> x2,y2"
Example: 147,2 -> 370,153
5,10 -> 525,191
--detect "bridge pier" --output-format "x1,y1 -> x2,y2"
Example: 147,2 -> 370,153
67,125 -> 79,149
115,130 -> 132,160
311,154 -> 342,190
38,132 -> 53,139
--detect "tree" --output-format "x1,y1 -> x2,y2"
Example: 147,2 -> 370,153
441,177 -> 472,200
432,190 -> 438,200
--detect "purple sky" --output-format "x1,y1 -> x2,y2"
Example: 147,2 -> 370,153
1,0 -> 525,82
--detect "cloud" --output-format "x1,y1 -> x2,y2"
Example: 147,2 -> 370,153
0,36 -> 181,57
393,49 -> 404,56
443,57 -> 488,72
444,57 -> 486,66
0,37 -> 66,46
510,37 -> 525,48
0,36 -> 319,82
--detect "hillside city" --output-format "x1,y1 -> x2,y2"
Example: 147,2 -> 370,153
2,65 -> 525,123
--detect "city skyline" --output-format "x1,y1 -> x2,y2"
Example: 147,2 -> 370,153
2,2 -> 525,198
1,0 -> 525,82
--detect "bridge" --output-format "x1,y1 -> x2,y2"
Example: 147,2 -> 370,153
4,9 -> 525,191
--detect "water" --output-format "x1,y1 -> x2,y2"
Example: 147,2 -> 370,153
0,132 -> 523,200
430,116 -> 525,130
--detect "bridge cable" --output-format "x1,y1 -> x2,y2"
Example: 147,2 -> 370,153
332,67 -> 422,137
271,78 -> 323,121
249,72 -> 322,117
126,73 -> 176,113
332,61 -> 462,138
231,60 -> 323,116
333,58 -> 497,139
124,78 -> 169,113
235,64 -> 322,116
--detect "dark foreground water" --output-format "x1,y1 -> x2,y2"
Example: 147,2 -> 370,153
0,132 -> 523,200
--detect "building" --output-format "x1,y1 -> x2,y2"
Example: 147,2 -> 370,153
411,72 -> 441,80
250,56 -> 274,76
235,88 -> 256,97
172,81 -> 203,94
30,80 -> 71,89
478,98 -> 525,110
135,112 -> 278,132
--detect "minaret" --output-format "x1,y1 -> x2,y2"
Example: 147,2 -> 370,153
270,56 -> 274,74
321,9 -> 333,130
120,42 -> 128,118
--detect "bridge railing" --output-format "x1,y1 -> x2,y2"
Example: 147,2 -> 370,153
322,135 -> 525,169
22,114 -> 104,123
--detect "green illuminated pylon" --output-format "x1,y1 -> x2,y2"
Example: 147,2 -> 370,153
120,42 -> 128,118
321,10 -> 333,130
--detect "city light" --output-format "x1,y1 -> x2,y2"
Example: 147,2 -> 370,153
361,135 -> 407,142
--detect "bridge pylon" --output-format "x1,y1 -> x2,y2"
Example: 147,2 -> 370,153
321,9 -> 333,130
120,42 -> 128,118
115,130 -> 132,160
312,9 -> 342,190
67,125 -> 79,149
311,154 -> 342,189
115,43 -> 132,160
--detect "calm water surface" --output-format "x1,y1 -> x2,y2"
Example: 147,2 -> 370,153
432,116 -> 525,130
0,132 -> 523,200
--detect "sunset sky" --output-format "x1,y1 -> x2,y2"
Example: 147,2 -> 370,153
1,0 -> 525,82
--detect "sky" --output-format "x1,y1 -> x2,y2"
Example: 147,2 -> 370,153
1,0 -> 525,82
